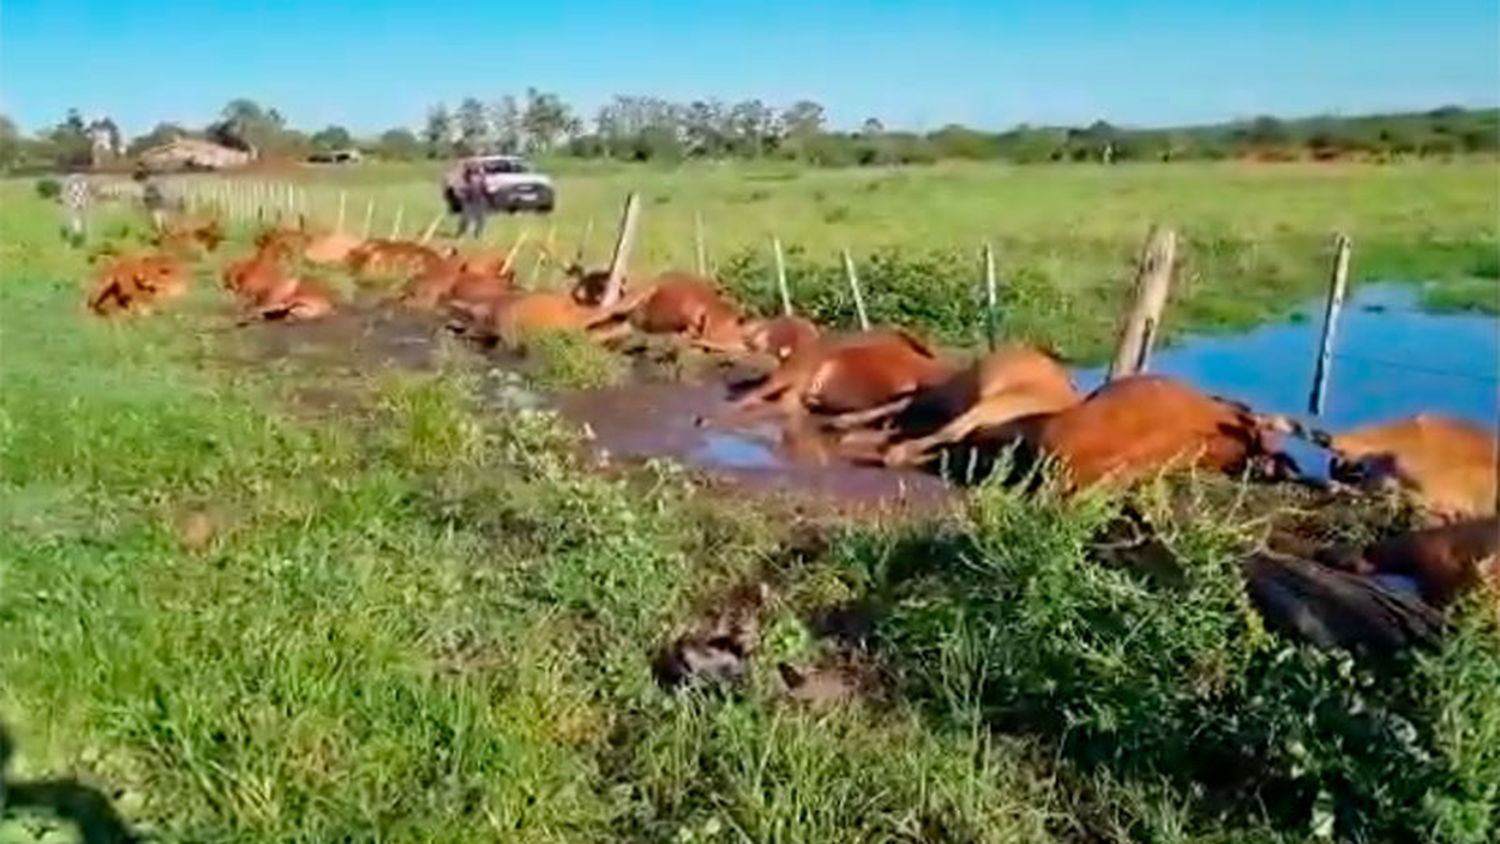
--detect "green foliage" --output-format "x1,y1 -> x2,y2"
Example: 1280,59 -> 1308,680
522,329 -> 628,390
853,477 -> 1500,841
33,178 -> 60,200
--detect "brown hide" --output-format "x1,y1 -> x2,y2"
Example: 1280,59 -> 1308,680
1326,415 -> 1498,520
720,328 -> 951,419
881,344 -> 1082,466
1032,375 -> 1289,490
1320,517 -> 1499,608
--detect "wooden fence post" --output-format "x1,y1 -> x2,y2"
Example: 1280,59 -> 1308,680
694,211 -> 708,275
772,236 -> 792,316
841,248 -> 871,331
1107,226 -> 1179,381
602,192 -> 642,307
1307,233 -> 1354,415
531,223 -> 556,284
575,216 -> 595,266
390,204 -> 405,239
418,211 -> 445,245
361,198 -> 375,240
982,242 -> 999,351
336,190 -> 347,233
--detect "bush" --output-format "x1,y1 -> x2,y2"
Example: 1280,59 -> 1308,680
34,177 -> 60,200
849,476 -> 1500,841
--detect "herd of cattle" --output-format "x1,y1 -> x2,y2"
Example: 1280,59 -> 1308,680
83,209 -> 1499,622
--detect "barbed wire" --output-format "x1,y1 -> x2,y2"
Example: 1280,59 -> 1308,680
1330,351 -> 1499,386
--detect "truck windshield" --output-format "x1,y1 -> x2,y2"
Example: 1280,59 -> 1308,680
480,159 -> 530,174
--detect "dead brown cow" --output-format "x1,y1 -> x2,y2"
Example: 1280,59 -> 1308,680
603,273 -> 747,350
346,240 -> 446,282
828,343 -> 1084,467
1318,517 -> 1499,609
253,277 -> 337,322
740,315 -> 821,362
1025,375 -> 1296,491
87,253 -> 188,316
461,290 -> 623,348
1317,415 -> 1496,521
703,328 -> 953,426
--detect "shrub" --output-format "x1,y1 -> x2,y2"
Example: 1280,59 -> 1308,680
853,475 -> 1500,841
34,177 -> 60,200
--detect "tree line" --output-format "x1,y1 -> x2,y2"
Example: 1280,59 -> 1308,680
2,93 -> 1496,173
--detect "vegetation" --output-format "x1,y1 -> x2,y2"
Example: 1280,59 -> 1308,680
3,96 -> 1497,173
104,157 -> 1490,359
4,155 -> 1500,842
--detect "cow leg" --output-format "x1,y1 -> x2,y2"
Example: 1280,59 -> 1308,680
883,392 -> 1053,467
821,396 -> 915,432
586,321 -> 634,344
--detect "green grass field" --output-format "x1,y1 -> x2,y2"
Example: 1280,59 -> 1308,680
2,164 -> 1498,842
160,159 -> 1500,357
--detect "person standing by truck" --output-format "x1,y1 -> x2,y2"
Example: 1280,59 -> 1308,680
455,163 -> 489,239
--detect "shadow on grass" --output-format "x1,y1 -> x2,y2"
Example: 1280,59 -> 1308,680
1,724 -> 137,844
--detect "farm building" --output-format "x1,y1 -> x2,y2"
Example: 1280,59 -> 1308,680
138,138 -> 253,171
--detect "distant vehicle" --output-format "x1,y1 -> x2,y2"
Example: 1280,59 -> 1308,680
307,149 -> 363,164
444,155 -> 555,214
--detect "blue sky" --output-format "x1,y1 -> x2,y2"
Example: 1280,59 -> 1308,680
1,1 -> 1496,136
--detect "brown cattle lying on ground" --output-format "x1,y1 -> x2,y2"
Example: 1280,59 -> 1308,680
346,240 -> 446,281
1322,415 -> 1496,521
303,231 -> 364,264
224,239 -> 337,322
153,216 -> 224,257
223,240 -> 298,301
251,277 -> 338,322
834,344 -> 1083,467
602,273 -> 748,350
404,241 -> 527,312
1318,517 -> 1499,609
1023,375 -> 1297,491
87,253 -> 188,316
458,290 -> 624,348
739,315 -> 821,362
703,327 -> 953,425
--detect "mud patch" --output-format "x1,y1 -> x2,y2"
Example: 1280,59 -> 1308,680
244,304 -> 453,372
555,381 -> 954,516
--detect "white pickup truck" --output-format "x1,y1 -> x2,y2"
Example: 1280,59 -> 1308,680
443,154 -> 555,214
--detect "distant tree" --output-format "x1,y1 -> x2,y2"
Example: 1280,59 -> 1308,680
127,122 -> 188,157
375,128 -> 423,160
455,97 -> 489,155
489,95 -> 522,153
726,99 -> 777,156
927,124 -> 998,160
310,125 -> 354,151
48,108 -> 93,169
860,117 -> 885,136
681,100 -> 726,157
1244,115 -> 1290,146
206,98 -> 288,156
423,104 -> 454,158
521,88 -> 578,152
781,100 -> 826,138
0,114 -> 21,171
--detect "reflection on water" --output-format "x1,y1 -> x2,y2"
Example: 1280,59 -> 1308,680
692,431 -> 781,469
560,282 -> 1494,501
1075,282 -> 1498,472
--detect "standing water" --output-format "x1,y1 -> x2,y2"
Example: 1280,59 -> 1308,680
1075,282 -> 1499,470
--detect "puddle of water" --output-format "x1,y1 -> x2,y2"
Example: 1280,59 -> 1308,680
556,380 -> 952,513
1074,282 -> 1499,472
